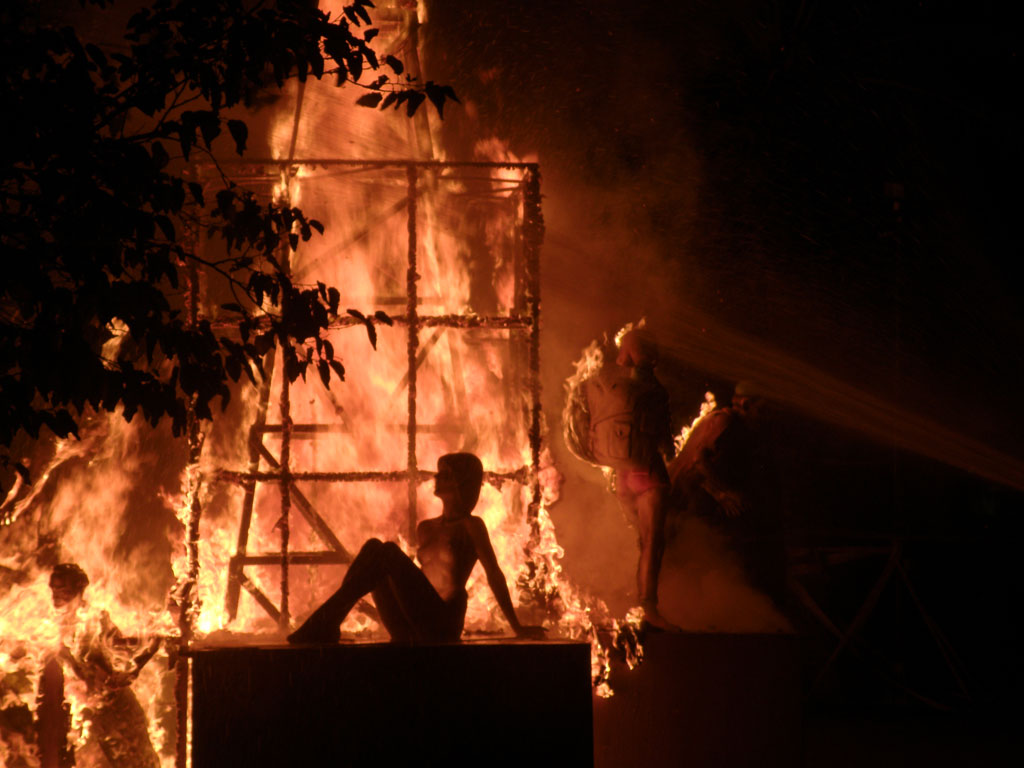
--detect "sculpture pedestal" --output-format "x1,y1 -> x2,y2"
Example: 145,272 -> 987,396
189,640 -> 593,767
594,632 -> 802,768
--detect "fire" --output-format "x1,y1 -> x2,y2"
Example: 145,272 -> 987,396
1,411 -> 181,766
0,3 -> 634,765
674,390 -> 719,455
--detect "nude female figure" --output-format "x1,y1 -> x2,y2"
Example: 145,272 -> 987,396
287,452 -> 543,644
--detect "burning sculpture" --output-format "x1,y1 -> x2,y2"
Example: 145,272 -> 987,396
37,564 -> 162,768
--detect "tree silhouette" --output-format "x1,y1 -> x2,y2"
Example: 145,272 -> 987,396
0,0 -> 455,497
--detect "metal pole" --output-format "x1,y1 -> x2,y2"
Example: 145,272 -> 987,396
279,363 -> 292,629
279,239 -> 293,629
523,166 -> 544,530
176,247 -> 204,768
406,164 -> 420,541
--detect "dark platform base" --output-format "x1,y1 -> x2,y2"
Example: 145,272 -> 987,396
190,640 -> 593,768
594,632 -> 801,768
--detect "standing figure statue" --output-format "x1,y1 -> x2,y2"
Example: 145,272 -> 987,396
288,452 -> 544,644
668,383 -> 787,607
563,325 -> 678,630
37,563 -> 161,768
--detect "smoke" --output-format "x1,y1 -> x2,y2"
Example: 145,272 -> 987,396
657,516 -> 790,633
419,0 -> 1024,631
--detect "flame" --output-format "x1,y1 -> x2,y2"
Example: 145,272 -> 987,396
0,7 -> 637,765
674,390 -> 719,454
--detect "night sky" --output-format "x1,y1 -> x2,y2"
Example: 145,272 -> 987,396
426,0 -> 1023,449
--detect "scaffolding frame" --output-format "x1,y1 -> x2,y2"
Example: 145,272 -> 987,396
184,159 -> 543,632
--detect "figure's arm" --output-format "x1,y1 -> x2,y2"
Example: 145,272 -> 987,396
696,412 -> 747,518
100,611 -> 162,686
413,521 -> 427,560
129,636 -> 162,675
466,518 -> 544,639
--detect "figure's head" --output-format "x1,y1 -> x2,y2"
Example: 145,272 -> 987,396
49,563 -> 89,608
434,453 -> 484,515
614,322 -> 658,368
732,380 -> 767,417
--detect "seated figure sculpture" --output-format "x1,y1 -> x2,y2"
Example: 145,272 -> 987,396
288,452 -> 543,644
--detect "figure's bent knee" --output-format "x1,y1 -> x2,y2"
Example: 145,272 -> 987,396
360,538 -> 385,554
379,541 -> 403,557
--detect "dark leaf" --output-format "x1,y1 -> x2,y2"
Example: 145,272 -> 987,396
198,113 -> 221,148
424,82 -> 458,118
227,120 -> 248,155
151,141 -> 170,170
85,43 -> 108,70
355,92 -> 383,108
155,215 -> 175,241
354,4 -> 372,24
177,125 -> 195,160
405,91 -> 426,117
385,55 -> 404,75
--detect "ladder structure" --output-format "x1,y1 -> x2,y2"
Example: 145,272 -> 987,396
200,160 -> 543,630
